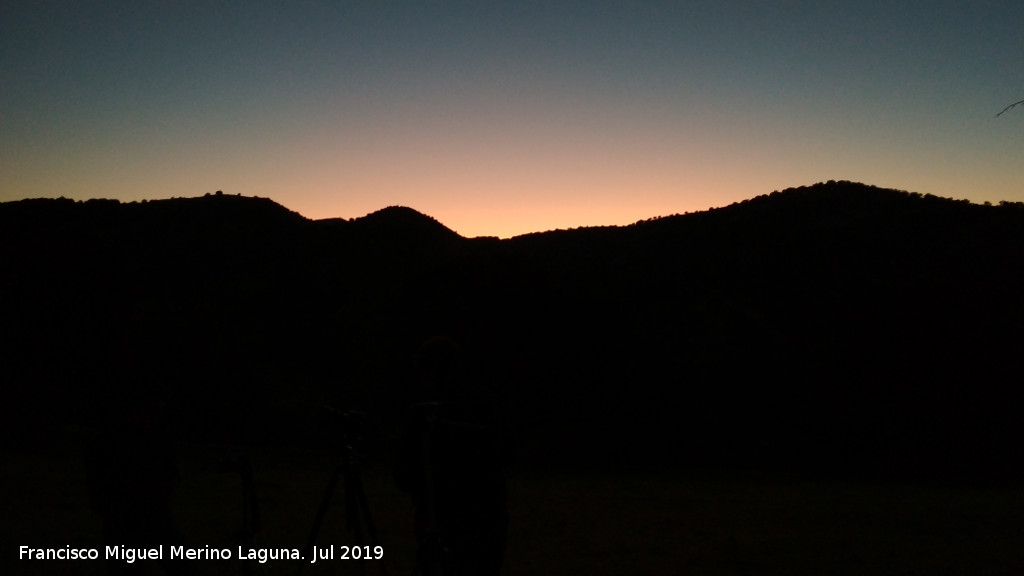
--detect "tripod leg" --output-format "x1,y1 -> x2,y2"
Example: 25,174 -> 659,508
237,457 -> 264,576
345,467 -> 388,576
344,472 -> 365,545
296,464 -> 343,576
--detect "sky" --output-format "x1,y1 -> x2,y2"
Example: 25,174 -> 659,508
2,1 -> 1022,238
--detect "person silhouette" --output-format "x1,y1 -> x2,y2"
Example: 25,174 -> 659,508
394,336 -> 511,576
86,368 -> 194,576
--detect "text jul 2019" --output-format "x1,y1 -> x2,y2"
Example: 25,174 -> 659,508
19,545 -> 384,564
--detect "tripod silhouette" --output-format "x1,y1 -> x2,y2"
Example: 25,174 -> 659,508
219,455 -> 268,576
297,408 -> 387,576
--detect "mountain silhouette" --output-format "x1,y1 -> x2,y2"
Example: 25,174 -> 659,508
2,181 -> 1022,480
350,205 -> 460,240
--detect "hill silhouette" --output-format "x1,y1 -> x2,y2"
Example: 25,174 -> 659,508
350,205 -> 460,240
2,181 -> 1022,480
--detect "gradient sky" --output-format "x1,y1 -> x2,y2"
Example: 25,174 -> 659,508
3,1 -> 1022,238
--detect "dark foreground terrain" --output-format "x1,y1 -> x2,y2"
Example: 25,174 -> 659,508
5,433 -> 1024,576
3,181 -> 1024,573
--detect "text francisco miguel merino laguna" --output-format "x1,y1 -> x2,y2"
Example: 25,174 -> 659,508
20,545 -> 384,564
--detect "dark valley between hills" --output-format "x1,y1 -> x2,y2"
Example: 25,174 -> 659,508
3,181 -> 1023,480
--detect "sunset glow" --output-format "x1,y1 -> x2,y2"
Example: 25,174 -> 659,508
3,1 -> 1022,238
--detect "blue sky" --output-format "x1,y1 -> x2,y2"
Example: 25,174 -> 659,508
2,1 -> 1022,237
